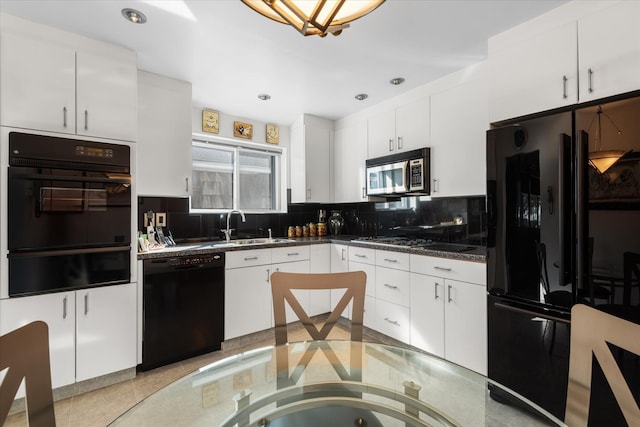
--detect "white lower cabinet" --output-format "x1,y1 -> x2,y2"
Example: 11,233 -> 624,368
373,250 -> 411,343
75,283 -> 137,381
309,244 -> 331,316
375,298 -> 411,343
410,254 -> 487,375
0,283 -> 136,395
272,259 -> 310,324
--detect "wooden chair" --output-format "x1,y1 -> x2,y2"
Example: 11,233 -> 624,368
270,271 -> 366,345
565,304 -> 640,426
0,321 -> 56,427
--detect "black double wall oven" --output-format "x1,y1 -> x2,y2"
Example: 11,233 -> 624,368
8,132 -> 131,297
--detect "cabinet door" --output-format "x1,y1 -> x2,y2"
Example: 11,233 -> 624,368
489,21 -> 577,123
334,121 -> 368,203
303,124 -> 331,202
0,292 -> 76,391
395,98 -> 429,152
578,1 -> 640,102
309,244 -> 331,316
0,31 -> 76,133
375,266 -> 410,308
273,260 -> 310,324
330,244 -> 349,273
444,280 -> 487,375
76,283 -> 137,381
430,74 -> 488,197
410,273 -> 445,358
367,109 -> 396,158
225,265 -> 272,339
349,261 -> 376,327
137,71 -> 192,196
374,299 -> 410,344
76,49 -> 137,141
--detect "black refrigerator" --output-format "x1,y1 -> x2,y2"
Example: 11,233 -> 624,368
486,97 -> 640,425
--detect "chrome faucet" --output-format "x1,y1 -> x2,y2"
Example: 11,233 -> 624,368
223,210 -> 246,243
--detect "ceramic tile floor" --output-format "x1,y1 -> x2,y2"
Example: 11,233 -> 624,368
4,326 -> 353,427
5,325 -> 556,427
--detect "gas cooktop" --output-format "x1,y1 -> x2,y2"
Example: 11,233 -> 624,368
351,237 -> 478,253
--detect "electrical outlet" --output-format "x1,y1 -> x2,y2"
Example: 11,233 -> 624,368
156,212 -> 167,227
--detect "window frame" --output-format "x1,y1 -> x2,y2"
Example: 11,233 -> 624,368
189,133 -> 287,214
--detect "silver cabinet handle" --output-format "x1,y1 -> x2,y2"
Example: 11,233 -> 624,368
287,252 -> 299,256
435,282 -> 440,300
341,248 -> 346,261
185,177 -> 189,193
434,266 -> 452,272
384,317 -> 400,326
63,107 -> 67,128
383,258 -> 398,263
362,187 -> 366,199
432,178 -> 439,193
84,110 -> 88,130
562,75 -> 568,99
388,138 -> 394,152
63,296 -> 68,319
354,254 -> 368,258
244,256 -> 258,261
84,293 -> 89,315
266,268 -> 270,283
588,68 -> 593,93
383,283 -> 398,290
447,285 -> 453,303
307,188 -> 311,200
397,136 -> 403,150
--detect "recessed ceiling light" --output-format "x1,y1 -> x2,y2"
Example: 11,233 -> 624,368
122,8 -> 147,24
258,94 -> 271,101
389,77 -> 405,85
355,94 -> 368,101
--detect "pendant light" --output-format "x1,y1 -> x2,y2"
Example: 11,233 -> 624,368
588,105 -> 630,174
241,0 -> 385,37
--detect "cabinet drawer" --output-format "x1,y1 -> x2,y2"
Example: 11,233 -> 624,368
375,299 -> 410,343
376,267 -> 410,307
349,246 -> 375,265
376,249 -> 410,271
349,261 -> 376,297
410,254 -> 486,285
225,249 -> 271,269
272,245 -> 310,264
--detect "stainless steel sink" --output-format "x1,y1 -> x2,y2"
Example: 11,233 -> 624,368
202,238 -> 296,248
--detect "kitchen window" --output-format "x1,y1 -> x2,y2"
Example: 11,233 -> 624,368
190,136 -> 286,213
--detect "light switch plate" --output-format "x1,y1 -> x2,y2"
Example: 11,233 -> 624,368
156,212 -> 167,227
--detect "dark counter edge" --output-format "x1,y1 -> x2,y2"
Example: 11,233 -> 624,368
137,235 -> 486,263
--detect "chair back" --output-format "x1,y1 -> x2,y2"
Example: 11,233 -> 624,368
565,304 -> 640,426
270,271 -> 366,345
0,321 -> 56,427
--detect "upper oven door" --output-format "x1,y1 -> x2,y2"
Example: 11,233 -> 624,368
367,160 -> 408,196
8,166 -> 131,251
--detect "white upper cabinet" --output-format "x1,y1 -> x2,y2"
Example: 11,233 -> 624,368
0,30 -> 76,134
334,119 -> 368,203
430,64 -> 489,197
489,21 -> 577,123
367,98 -> 429,159
290,114 -> 333,203
0,14 -> 137,141
137,71 -> 192,197
577,1 -> 640,102
489,0 -> 640,123
75,49 -> 137,141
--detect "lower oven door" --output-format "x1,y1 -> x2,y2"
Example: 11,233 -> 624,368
8,246 -> 131,297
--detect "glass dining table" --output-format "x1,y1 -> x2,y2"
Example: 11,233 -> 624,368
111,341 -> 565,426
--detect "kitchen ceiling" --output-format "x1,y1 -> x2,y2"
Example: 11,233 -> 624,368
0,0 -> 567,126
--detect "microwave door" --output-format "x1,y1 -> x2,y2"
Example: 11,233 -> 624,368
367,161 -> 408,195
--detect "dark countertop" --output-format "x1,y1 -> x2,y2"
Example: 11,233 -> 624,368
137,235 -> 486,263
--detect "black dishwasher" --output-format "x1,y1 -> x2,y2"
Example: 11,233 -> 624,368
142,253 -> 224,371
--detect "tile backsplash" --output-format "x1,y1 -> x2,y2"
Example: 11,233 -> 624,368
138,195 -> 486,245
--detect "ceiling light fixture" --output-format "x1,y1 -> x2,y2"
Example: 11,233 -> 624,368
122,8 -> 147,24
354,94 -> 368,101
389,77 -> 405,85
241,0 -> 385,37
587,105 -> 630,174
258,94 -> 271,101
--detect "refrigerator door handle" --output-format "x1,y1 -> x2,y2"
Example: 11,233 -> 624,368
494,301 -> 571,325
